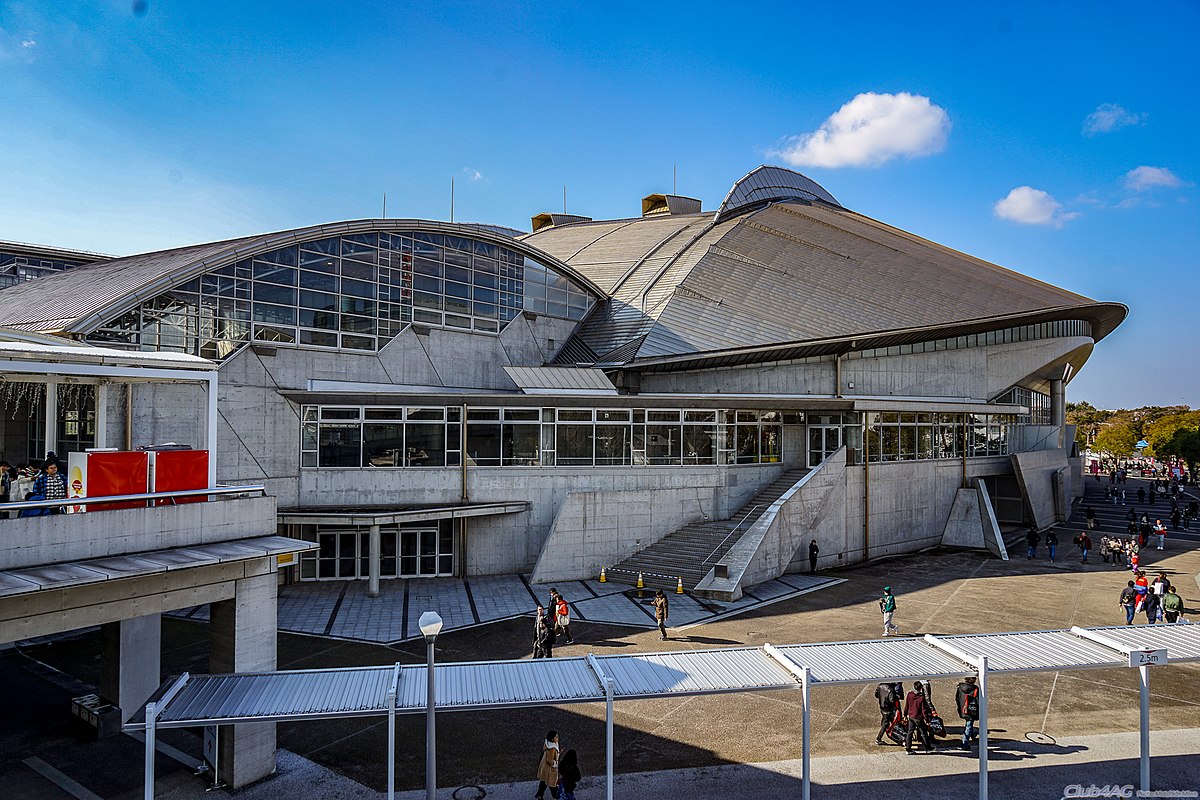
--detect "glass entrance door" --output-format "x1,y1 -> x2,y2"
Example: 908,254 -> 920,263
808,426 -> 842,467
399,528 -> 454,577
314,529 -> 367,579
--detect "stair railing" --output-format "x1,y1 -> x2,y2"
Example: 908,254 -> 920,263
701,504 -> 759,567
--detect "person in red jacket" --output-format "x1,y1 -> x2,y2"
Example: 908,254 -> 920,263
904,682 -> 935,753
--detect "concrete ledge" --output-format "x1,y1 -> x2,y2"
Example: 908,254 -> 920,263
0,495 -> 278,570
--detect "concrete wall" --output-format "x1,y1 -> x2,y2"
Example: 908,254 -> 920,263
0,495 -> 277,570
638,337 -> 1093,401
515,464 -> 783,580
1011,448 -> 1071,531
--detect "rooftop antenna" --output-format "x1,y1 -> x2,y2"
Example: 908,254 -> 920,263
382,192 -> 387,219
450,177 -> 455,223
563,185 -> 567,214
673,164 -> 677,195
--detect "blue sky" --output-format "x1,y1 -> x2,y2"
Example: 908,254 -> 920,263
2,1 -> 1196,409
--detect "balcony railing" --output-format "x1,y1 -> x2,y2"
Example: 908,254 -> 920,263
1,485 -> 266,514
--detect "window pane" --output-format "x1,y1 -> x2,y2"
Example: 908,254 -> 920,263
502,423 -> 540,466
759,425 -> 782,463
466,421 -> 501,466
406,422 -> 445,466
736,425 -> 759,463
318,423 -> 360,467
556,423 -> 594,466
364,423 -> 403,466
683,424 -> 717,464
647,424 -> 681,465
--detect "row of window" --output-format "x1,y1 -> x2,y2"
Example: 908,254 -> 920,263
862,413 -> 1017,462
847,320 -> 1092,360
994,387 -> 1052,425
88,231 -> 595,358
300,406 -> 785,468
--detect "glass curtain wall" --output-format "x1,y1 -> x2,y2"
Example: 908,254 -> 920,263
90,231 -> 594,357
863,413 -> 1014,463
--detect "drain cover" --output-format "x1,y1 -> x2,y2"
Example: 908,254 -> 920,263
1025,731 -> 1056,745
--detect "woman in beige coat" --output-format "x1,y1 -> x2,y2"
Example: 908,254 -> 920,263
535,730 -> 560,800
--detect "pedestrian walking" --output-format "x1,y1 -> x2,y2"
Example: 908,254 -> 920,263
547,588 -> 560,627
1144,586 -> 1161,625
1119,580 -> 1138,625
1162,585 -> 1184,623
1045,529 -> 1058,563
880,586 -> 900,636
1025,526 -> 1040,559
1170,508 -> 1181,531
874,681 -> 903,745
808,539 -> 820,574
558,749 -> 581,800
1153,519 -> 1167,550
1106,486 -> 1114,506
904,682 -> 935,753
1137,487 -> 1146,504
1085,506 -> 1096,530
535,731 -> 561,800
954,676 -> 980,750
533,607 -> 556,659
1077,532 -> 1092,564
555,595 -> 574,644
653,589 -> 669,640
1120,488 -> 1127,506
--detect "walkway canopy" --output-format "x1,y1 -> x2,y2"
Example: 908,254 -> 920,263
128,623 -> 1200,800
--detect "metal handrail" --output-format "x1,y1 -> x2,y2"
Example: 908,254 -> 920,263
701,504 -> 760,566
0,484 -> 266,512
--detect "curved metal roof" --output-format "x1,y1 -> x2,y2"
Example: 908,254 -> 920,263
714,165 -> 841,221
0,220 -> 606,335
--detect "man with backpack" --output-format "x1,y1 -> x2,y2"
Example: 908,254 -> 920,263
873,681 -> 902,745
903,682 -> 935,753
879,587 -> 899,636
955,676 -> 980,751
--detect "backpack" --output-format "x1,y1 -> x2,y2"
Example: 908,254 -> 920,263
876,682 -> 895,710
960,685 -> 979,719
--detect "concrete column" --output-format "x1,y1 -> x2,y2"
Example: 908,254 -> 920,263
1050,379 -> 1066,427
95,383 -> 109,449
44,381 -> 58,457
368,524 -> 381,598
100,613 -> 161,723
210,570 -> 278,788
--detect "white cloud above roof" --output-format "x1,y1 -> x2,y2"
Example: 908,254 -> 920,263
993,186 -> 1080,228
1082,103 -> 1146,135
775,92 -> 951,168
1124,165 -> 1183,191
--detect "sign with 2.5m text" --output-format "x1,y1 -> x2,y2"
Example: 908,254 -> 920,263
1128,649 -> 1167,667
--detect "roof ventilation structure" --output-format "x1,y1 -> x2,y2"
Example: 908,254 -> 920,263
714,165 -> 842,222
641,194 -> 703,217
531,213 -> 593,233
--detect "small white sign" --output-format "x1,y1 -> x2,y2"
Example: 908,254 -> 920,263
1128,648 -> 1168,667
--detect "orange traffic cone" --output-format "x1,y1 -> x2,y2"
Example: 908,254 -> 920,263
676,576 -> 684,594
599,567 -> 607,583
636,572 -> 644,589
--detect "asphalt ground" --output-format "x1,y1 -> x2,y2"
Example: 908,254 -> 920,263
4,476 -> 1199,798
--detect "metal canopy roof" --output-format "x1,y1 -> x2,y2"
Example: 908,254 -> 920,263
126,624 -> 1200,732
932,630 -> 1127,673
776,638 -> 972,685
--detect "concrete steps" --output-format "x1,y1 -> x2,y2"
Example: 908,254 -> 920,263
605,469 -> 809,591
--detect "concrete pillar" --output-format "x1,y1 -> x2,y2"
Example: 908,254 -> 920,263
44,381 -> 58,457
210,571 -> 278,788
368,524 -> 381,598
95,383 -> 109,449
100,613 -> 161,723
1050,379 -> 1066,427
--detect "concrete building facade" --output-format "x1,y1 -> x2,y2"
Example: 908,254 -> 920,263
0,166 -> 1125,601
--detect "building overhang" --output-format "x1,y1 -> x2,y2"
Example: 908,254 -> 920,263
277,501 -> 530,527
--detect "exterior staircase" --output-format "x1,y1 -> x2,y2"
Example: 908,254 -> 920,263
605,468 -> 809,592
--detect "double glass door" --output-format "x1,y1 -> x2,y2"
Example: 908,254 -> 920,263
808,425 -> 842,467
310,526 -> 452,579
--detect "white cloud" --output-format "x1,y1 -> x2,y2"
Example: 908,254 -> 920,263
774,92 -> 951,168
462,167 -> 484,182
21,39 -> 35,48
1124,165 -> 1182,191
1082,103 -> 1146,135
993,186 -> 1080,228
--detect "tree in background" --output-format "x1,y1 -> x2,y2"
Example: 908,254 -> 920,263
1143,411 -> 1200,458
1092,421 -> 1137,458
1067,401 -> 1113,447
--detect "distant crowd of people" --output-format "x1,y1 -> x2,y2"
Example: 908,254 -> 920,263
0,451 -> 68,517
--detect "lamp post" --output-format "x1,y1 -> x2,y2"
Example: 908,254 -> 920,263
419,611 -> 443,800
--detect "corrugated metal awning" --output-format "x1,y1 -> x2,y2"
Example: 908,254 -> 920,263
503,366 -> 618,395
126,624 -> 1200,731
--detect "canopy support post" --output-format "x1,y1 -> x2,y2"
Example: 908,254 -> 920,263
801,665 -> 811,800
978,655 -> 989,800
144,701 -> 156,800
387,663 -> 400,800
1140,664 -> 1150,792
585,653 -> 615,800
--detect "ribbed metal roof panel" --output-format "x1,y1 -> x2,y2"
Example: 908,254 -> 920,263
934,631 -> 1126,673
157,667 -> 393,725
503,366 -> 617,393
597,648 -> 796,697
1083,624 -> 1200,662
777,639 -> 973,685
399,658 -> 604,710
715,165 -> 841,220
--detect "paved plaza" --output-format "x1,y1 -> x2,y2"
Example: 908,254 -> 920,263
170,573 -> 844,644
